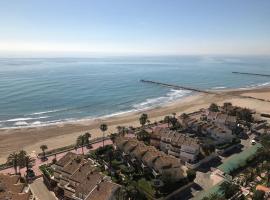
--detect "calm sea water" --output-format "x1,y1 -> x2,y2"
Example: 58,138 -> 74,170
0,56 -> 270,128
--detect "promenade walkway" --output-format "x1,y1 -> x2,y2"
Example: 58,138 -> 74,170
0,139 -> 112,176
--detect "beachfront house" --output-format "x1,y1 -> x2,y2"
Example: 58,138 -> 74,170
115,136 -> 186,180
154,129 -> 201,163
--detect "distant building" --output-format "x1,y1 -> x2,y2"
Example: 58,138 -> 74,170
52,152 -> 120,200
178,114 -> 235,144
0,173 -> 31,200
205,111 -> 237,129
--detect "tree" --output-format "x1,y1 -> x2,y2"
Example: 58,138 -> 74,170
40,144 -> 48,160
139,113 -> 148,127
18,150 -> 27,174
223,102 -> 232,112
7,152 -> 19,174
106,149 -> 114,168
169,117 -> 181,130
100,123 -> 108,148
181,113 -> 189,119
116,126 -> 128,136
84,132 -> 91,147
202,193 -> 226,200
110,133 -> 118,143
76,135 -> 85,154
253,190 -> 265,200
164,116 -> 171,127
219,181 -> 240,199
209,103 -> 219,112
201,143 -> 215,156
137,129 -> 150,144
259,134 -> 270,183
24,156 -> 32,171
237,108 -> 253,123
187,169 -> 196,181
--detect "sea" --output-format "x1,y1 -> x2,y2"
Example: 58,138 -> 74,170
0,55 -> 270,129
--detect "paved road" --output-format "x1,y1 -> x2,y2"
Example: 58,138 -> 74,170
30,177 -> 57,200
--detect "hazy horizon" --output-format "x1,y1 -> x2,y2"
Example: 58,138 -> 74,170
1,0 -> 270,56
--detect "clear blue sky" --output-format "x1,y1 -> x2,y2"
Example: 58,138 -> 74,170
0,0 -> 270,56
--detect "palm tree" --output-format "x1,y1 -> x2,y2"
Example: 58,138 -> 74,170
100,123 -> 108,148
116,126 -> 123,134
116,126 -> 125,136
172,112 -> 176,118
110,133 -> 118,143
84,132 -> 91,147
24,156 -> 32,171
164,116 -> 171,128
40,144 -> 48,159
7,152 -> 19,174
209,103 -> 219,112
18,150 -> 27,174
139,113 -> 148,127
76,135 -> 85,154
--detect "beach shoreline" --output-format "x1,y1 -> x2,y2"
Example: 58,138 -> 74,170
1,86 -> 270,164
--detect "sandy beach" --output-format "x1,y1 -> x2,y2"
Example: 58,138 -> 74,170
1,87 -> 270,164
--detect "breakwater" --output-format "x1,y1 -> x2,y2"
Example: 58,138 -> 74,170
232,72 -> 270,77
141,79 -> 270,103
140,80 -> 215,94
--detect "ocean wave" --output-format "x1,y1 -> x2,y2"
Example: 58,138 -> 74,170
238,81 -> 270,90
14,121 -> 29,126
255,82 -> 270,87
133,89 -> 191,110
101,109 -> 138,118
27,109 -> 64,116
212,86 -> 227,89
3,119 -> 66,129
1,116 -> 49,123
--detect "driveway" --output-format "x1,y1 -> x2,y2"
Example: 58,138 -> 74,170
30,177 -> 57,200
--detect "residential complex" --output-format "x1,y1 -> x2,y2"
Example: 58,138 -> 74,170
52,152 -> 120,200
115,136 -> 186,181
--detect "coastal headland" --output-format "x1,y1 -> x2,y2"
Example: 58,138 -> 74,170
0,87 -> 270,164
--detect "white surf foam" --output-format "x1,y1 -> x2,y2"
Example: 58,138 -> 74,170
5,116 -> 49,122
133,89 -> 191,110
238,81 -> 270,90
28,109 -> 64,116
1,89 -> 192,129
212,86 -> 227,89
14,121 -> 29,126
31,121 -> 42,125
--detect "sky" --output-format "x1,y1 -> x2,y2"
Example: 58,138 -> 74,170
0,0 -> 270,57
